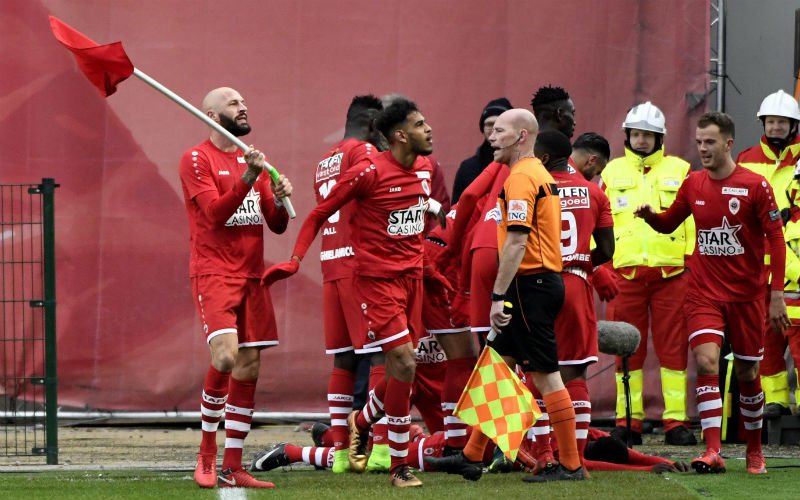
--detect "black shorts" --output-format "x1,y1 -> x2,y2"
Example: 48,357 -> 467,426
491,272 -> 564,373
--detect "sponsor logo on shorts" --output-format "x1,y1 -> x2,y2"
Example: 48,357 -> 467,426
507,199 -> 527,222
218,170 -> 230,176
697,217 -> 743,256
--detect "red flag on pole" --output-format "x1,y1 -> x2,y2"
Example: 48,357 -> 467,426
49,15 -> 134,97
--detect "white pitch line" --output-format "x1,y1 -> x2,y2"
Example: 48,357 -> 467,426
217,487 -> 248,500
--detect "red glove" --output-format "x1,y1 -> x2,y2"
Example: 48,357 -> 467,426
261,259 -> 300,287
424,270 -> 454,307
590,265 -> 620,302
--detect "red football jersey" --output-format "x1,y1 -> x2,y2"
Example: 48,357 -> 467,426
648,166 -> 785,301
314,138 -> 376,282
471,164 -> 510,251
179,139 -> 288,278
552,169 -> 613,274
294,150 -> 434,279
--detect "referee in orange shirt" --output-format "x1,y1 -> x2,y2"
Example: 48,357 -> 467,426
427,109 -> 584,483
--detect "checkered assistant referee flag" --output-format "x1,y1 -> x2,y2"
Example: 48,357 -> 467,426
454,346 -> 540,461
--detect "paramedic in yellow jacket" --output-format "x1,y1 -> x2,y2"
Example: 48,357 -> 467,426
737,90 -> 800,418
600,102 -> 696,446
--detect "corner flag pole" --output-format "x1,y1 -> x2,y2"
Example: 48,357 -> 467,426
132,68 -> 296,218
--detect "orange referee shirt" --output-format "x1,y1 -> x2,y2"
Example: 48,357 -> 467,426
497,157 -> 562,275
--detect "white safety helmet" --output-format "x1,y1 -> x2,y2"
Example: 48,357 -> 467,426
622,101 -> 666,135
756,90 -> 800,121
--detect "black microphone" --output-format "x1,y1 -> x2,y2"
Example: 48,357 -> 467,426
497,133 -> 523,150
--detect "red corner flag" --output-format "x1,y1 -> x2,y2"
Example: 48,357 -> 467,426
49,15 -> 134,97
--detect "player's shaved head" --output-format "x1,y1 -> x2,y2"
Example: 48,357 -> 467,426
202,87 -> 241,113
202,87 -> 250,137
497,108 -> 539,136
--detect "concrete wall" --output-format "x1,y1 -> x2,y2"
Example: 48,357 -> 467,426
725,0 -> 800,156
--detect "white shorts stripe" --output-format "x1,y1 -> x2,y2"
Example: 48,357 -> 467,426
418,437 -> 426,472
362,329 -> 411,349
428,327 -> 470,335
239,340 -> 279,348
471,326 -> 491,334
688,328 -> 724,343
558,356 -> 599,366
354,346 -> 382,354
733,353 -> 763,362
325,346 -> 355,355
207,328 -> 237,343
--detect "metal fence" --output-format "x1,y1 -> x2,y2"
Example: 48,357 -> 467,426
1,179 -> 58,464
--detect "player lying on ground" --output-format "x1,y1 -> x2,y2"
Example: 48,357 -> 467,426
250,425 -> 689,474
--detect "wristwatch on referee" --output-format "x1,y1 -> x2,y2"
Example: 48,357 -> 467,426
491,292 -> 505,302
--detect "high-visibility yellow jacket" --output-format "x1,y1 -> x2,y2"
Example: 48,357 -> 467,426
738,136 -> 800,310
601,146 -> 694,275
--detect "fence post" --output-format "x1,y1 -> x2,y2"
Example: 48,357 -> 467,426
40,178 -> 58,465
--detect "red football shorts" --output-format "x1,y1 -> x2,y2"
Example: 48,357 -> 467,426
191,275 -> 278,348
323,277 -> 380,355
470,247 -> 498,336
357,275 -> 422,352
686,291 -> 766,361
423,291 -> 469,335
555,272 -> 598,366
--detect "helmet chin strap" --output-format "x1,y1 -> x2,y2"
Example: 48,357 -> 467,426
762,119 -> 798,152
624,130 -> 663,158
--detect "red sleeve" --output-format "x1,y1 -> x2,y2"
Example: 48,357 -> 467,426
429,157 -> 451,210
451,163 -> 502,249
292,161 -> 374,260
626,448 -> 674,467
647,179 -> 693,234
257,182 -> 289,235
593,184 -> 613,229
757,180 -> 786,288
180,149 -> 253,226
193,183 -> 253,226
